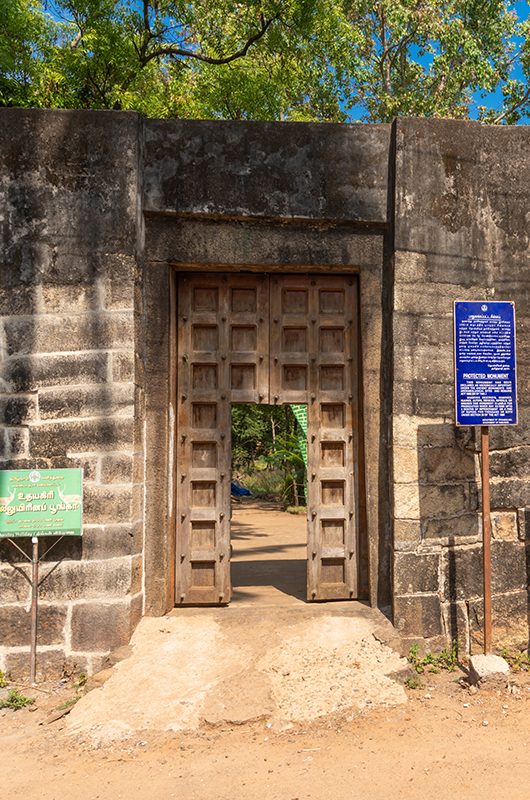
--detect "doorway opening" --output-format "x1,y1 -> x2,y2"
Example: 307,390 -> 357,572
230,403 -> 308,605
175,272 -> 360,606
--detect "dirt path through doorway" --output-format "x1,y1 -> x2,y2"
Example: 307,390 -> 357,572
230,501 -> 307,605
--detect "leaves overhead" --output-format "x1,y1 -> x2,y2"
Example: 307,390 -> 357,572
0,0 -> 528,123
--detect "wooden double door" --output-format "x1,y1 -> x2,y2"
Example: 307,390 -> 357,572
176,273 -> 359,604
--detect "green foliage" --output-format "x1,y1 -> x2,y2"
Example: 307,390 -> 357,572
265,430 -> 306,506
408,641 -> 459,674
0,1 -> 528,123
499,648 -> 530,672
237,466 -> 285,499
232,405 -> 306,506
0,670 -> 8,688
0,688 -> 35,710
231,404 -> 286,471
404,674 -> 423,689
54,695 -> 80,711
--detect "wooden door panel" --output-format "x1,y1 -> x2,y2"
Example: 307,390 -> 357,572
176,273 -> 269,605
271,276 -> 359,601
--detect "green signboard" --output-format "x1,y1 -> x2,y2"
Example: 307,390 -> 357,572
0,468 -> 83,538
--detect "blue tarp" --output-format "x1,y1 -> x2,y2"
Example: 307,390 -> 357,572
231,481 -> 252,497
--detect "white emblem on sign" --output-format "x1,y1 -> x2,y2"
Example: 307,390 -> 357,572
29,471 -> 41,483
481,304 -> 488,311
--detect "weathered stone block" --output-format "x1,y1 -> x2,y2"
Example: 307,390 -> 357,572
394,552 -> 440,595
393,519 -> 422,551
4,313 -> 134,356
81,524 -> 136,559
144,118 -> 391,222
422,513 -> 480,543
393,348 -> 414,383
412,381 -> 453,417
38,556 -> 135,601
393,483 -> 420,519
442,545 -> 483,601
440,600 -> 469,652
0,603 -> 67,646
2,353 -> 108,392
130,554 -> 143,595
418,447 -> 475,485
468,591 -> 530,652
4,649 -> 69,681
414,346 -> 454,384
38,384 -> 134,420
393,416 -> 456,449
394,282 -> 482,316
490,447 -> 530,479
39,284 -> 98,314
48,455 -> 99,482
392,381 -> 415,416
29,418 -> 133,457
490,479 -> 529,509
392,446 -> 419,484
112,352 -> 134,382
489,408 -> 530,450
419,484 -> 467,519
3,427 -> 29,457
70,597 -> 139,652
84,485 -> 132,525
443,540 -> 528,602
0,286 -> 36,315
491,510 -> 518,541
0,564 -> 31,602
100,453 -> 133,484
393,594 -> 443,637
491,540 -> 528,594
105,280 -> 134,310
517,508 -> 530,541
0,394 -> 37,425
393,251 -> 429,283
3,649 -> 90,681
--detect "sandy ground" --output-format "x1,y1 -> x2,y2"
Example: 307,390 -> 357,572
3,504 -> 530,798
3,671 -> 530,800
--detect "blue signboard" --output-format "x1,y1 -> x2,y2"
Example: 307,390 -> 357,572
454,301 -> 517,426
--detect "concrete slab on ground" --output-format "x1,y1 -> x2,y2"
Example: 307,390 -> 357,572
67,604 -> 406,745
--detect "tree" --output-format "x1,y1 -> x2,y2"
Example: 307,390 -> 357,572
0,1 -> 528,123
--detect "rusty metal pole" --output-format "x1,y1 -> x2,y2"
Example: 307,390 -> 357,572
30,536 -> 39,685
481,426 -> 493,654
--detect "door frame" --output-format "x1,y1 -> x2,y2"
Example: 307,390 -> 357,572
142,242 -> 386,617
173,270 -> 363,606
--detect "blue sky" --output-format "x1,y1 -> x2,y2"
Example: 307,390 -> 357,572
471,0 -> 529,122
43,1 -> 529,123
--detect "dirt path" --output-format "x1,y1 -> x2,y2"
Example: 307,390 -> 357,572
3,670 -> 530,800
230,501 -> 307,605
3,504 -> 530,798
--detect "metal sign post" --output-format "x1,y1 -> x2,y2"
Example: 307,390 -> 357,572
0,468 -> 83,683
480,426 -> 492,654
30,537 -> 39,685
454,301 -> 517,655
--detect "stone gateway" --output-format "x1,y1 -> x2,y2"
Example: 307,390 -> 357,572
1,110 -> 529,677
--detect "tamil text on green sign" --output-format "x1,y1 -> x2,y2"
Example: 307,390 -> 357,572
0,468 -> 83,538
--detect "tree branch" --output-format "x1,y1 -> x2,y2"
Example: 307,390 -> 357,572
492,86 -> 530,124
138,13 -> 278,67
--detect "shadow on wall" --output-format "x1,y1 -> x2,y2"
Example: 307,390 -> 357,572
414,423 -> 530,654
0,110 -> 142,673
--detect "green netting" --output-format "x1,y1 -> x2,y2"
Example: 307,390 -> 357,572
290,404 -> 307,467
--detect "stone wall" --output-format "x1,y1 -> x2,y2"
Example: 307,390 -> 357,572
392,118 -> 530,653
0,110 -> 144,678
1,109 -> 529,676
